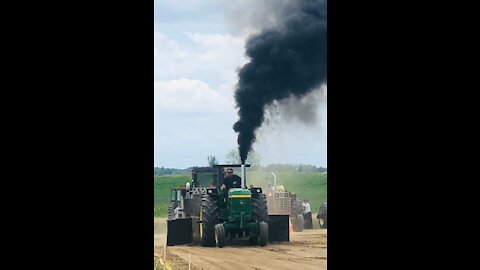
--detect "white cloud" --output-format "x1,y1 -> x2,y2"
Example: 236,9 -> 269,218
155,0 -> 219,12
154,31 -> 247,86
153,78 -> 239,168
154,79 -> 233,114
154,28 -> 248,168
186,32 -> 244,47
154,32 -> 190,79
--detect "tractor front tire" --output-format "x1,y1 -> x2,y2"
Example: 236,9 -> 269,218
200,195 -> 219,247
259,221 -> 268,247
215,224 -> 226,248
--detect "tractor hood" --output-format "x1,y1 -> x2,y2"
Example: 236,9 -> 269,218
228,188 -> 251,198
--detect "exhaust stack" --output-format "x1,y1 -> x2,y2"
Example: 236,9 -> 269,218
241,163 -> 246,188
271,172 -> 277,189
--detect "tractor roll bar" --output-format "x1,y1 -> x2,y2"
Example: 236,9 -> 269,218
213,164 -> 251,168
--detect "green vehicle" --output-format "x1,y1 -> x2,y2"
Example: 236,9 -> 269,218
167,164 -> 288,247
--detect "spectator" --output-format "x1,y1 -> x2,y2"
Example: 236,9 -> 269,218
302,199 -> 313,229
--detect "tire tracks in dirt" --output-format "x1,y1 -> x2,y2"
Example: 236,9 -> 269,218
155,229 -> 327,270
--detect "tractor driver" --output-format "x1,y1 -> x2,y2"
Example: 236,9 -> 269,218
221,167 -> 242,191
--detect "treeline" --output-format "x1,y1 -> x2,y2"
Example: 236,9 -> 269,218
154,167 -> 191,176
154,164 -> 326,175
263,164 -> 327,173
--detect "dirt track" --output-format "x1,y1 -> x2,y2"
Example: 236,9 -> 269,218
154,229 -> 327,270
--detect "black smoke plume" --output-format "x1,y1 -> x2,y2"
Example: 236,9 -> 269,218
233,0 -> 327,163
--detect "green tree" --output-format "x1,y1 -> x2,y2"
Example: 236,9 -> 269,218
225,149 -> 261,168
207,155 -> 218,166
225,149 -> 241,164
297,164 -> 303,172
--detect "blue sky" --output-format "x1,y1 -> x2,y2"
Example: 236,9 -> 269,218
154,0 -> 327,169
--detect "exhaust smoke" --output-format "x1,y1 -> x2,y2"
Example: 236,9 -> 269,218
233,0 -> 327,163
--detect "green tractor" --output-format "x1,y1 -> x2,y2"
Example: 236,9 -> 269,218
167,164 -> 288,247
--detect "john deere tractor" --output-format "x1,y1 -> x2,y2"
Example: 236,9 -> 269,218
166,164 -> 289,247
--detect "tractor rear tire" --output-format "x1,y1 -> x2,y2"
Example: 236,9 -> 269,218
250,194 -> 268,246
318,204 -> 327,229
252,194 -> 268,223
291,198 -> 303,216
320,215 -> 327,229
200,195 -> 219,247
259,221 -> 268,247
249,234 -> 258,245
215,224 -> 226,248
291,199 -> 304,231
295,214 -> 304,232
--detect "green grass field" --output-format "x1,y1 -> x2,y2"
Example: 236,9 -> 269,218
247,170 -> 327,215
154,175 -> 190,217
154,171 -> 327,217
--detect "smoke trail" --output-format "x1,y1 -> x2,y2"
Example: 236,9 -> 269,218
222,0 -> 292,35
266,86 -> 326,125
233,0 -> 327,163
